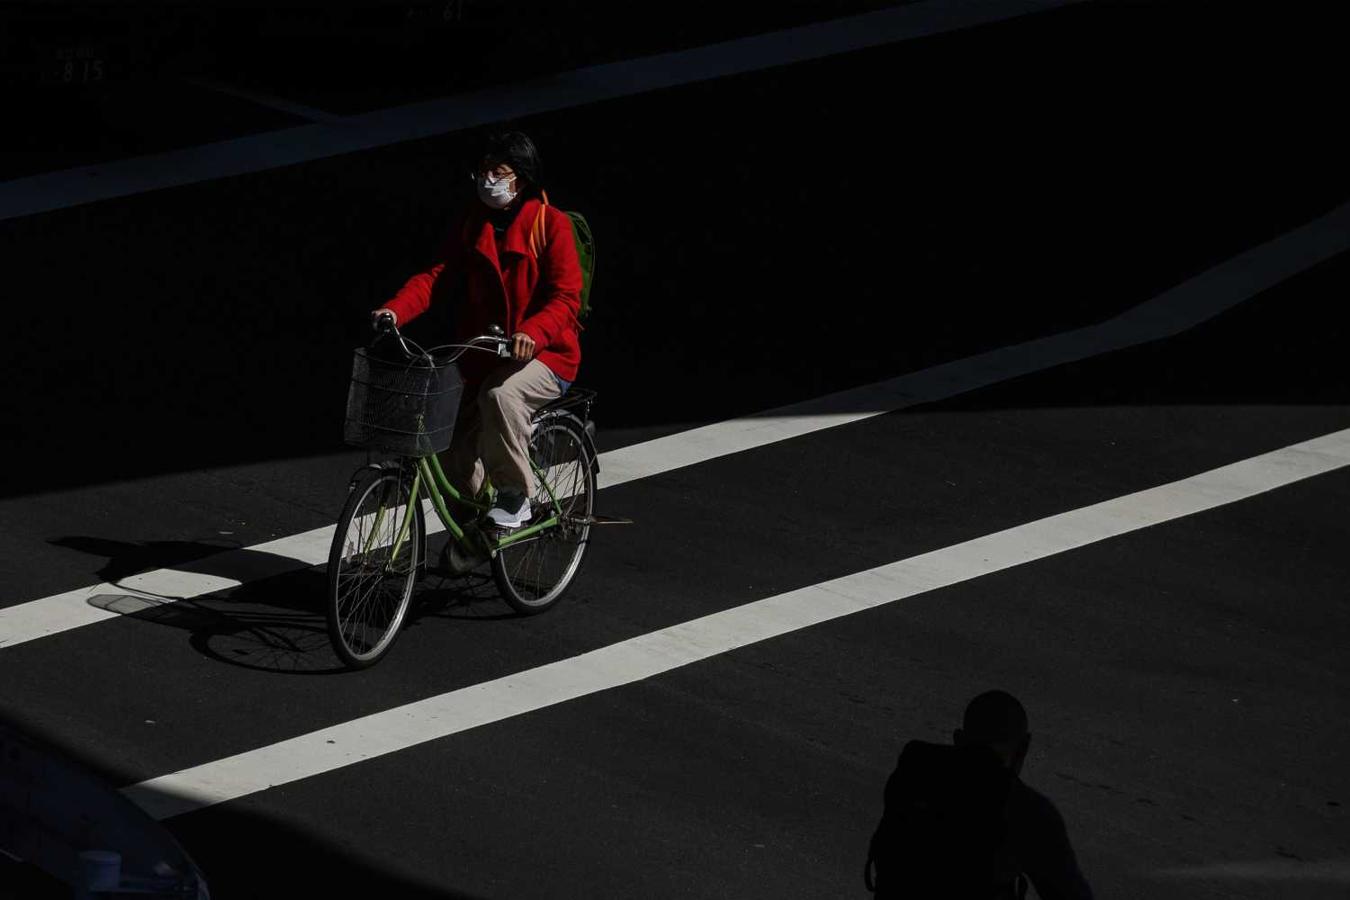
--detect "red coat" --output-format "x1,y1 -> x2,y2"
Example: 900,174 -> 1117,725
382,196 -> 583,383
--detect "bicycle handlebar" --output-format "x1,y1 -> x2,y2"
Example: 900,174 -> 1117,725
370,316 -> 511,362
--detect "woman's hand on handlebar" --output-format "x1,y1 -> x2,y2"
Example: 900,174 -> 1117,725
371,309 -> 398,331
510,332 -> 536,361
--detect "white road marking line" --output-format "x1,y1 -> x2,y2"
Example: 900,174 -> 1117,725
0,529 -> 335,646
120,427 -> 1350,820
0,0 -> 1081,221
3,197 -> 1348,649
185,78 -> 345,124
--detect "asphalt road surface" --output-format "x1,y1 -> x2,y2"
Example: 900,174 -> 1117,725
2,2 -> 1347,898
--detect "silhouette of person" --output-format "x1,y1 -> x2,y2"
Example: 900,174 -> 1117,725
865,690 -> 1093,899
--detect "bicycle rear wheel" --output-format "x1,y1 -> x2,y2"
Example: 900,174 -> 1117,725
493,414 -> 595,615
326,465 -> 422,668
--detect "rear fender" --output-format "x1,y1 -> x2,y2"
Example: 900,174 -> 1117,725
531,388 -> 599,475
583,419 -> 600,476
534,410 -> 600,478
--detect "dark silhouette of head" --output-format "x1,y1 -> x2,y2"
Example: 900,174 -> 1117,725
953,690 -> 1031,775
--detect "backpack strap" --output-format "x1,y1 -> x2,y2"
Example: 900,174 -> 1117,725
524,191 -> 585,331
528,191 -> 550,257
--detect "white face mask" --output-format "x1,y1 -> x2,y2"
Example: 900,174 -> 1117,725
477,173 -> 518,209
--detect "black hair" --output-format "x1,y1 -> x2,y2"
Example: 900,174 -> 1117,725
961,690 -> 1029,747
479,131 -> 544,197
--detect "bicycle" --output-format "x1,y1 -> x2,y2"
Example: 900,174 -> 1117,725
326,320 -> 599,669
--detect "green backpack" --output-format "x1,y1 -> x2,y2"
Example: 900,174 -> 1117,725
529,193 -> 595,319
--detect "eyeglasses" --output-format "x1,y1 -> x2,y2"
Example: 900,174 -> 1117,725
477,167 -> 516,183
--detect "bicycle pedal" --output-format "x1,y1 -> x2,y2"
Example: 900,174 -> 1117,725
432,540 -> 489,575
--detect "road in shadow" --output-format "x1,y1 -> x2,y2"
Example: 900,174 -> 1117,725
162,794 -> 490,900
0,713 -> 486,899
1,1 -> 1345,501
1,0 -> 900,179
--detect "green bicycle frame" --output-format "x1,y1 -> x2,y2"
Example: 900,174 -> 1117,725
411,454 -> 561,554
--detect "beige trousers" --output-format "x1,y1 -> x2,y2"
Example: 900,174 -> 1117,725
440,359 -> 563,501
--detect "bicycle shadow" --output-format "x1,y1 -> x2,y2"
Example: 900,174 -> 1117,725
52,534 -> 315,589
411,567 -> 518,622
53,535 -> 342,675
50,536 -> 519,674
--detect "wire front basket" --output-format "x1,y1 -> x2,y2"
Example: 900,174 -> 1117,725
343,347 -> 463,456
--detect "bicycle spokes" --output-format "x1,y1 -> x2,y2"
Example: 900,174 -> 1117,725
327,469 -> 420,667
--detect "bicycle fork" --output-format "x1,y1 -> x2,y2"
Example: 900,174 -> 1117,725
350,469 -> 421,573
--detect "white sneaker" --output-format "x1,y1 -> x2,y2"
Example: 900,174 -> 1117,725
487,491 -> 533,528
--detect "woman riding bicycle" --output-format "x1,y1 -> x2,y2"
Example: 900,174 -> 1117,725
373,131 -> 583,530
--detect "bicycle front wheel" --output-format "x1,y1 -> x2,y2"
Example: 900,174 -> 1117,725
326,465 -> 422,669
493,415 -> 595,615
